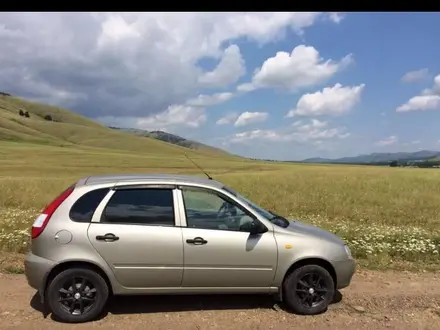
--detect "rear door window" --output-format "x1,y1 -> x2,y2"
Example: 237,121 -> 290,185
101,188 -> 175,226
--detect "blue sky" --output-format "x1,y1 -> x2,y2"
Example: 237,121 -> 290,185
1,12 -> 440,160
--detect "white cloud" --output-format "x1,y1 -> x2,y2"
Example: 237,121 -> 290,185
397,74 -> 440,112
292,120 -> 304,127
401,68 -> 430,83
236,83 -> 257,92
229,118 -> 349,144
328,13 -> 345,23
432,74 -> 440,94
294,120 -> 350,141
294,118 -> 328,131
234,111 -> 269,127
376,135 -> 398,147
97,104 -> 206,133
396,95 -> 440,112
216,113 -> 238,125
0,12 -> 342,121
287,83 -> 365,117
139,105 -> 207,129
238,45 -> 353,93
186,92 -> 234,107
198,45 -> 245,88
402,140 -> 421,147
230,130 -> 285,143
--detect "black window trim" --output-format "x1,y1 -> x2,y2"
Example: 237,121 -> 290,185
98,186 -> 177,227
178,185 -> 267,233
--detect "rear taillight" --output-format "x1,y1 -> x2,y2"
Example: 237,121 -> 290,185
31,185 -> 75,239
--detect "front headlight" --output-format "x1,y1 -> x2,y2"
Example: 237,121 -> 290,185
344,245 -> 353,259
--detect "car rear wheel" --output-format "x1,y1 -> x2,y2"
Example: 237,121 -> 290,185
46,268 -> 109,323
282,264 -> 335,315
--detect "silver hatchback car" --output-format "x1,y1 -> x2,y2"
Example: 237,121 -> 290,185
25,174 -> 355,323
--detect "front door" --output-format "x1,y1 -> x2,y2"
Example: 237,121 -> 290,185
87,186 -> 184,288
178,186 -> 277,288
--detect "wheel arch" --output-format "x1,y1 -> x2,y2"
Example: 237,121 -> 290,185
41,260 -> 114,304
279,257 -> 337,300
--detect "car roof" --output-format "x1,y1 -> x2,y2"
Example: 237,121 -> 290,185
76,173 -> 224,189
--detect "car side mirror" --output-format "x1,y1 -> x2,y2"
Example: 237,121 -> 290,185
240,220 -> 262,235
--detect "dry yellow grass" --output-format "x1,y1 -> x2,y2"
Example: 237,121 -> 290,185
0,95 -> 440,271
1,141 -> 440,271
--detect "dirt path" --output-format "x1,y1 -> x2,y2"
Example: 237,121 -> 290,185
0,270 -> 439,330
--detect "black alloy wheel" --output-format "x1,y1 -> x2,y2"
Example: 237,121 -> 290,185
58,276 -> 97,315
282,264 -> 335,315
47,268 -> 109,323
295,272 -> 329,309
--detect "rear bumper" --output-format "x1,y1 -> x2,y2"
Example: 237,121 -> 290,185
24,252 -> 56,298
331,258 -> 356,289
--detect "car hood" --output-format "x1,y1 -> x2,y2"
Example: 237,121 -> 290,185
285,219 -> 344,245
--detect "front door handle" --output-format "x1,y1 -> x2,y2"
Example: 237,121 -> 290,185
96,233 -> 119,242
186,237 -> 208,245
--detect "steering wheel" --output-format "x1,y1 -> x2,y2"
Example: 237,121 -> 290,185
217,201 -> 238,226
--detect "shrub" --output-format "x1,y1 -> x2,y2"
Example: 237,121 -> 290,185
18,110 -> 24,116
44,114 -> 53,121
24,111 -> 30,118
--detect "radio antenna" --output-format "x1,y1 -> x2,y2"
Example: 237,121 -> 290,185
184,153 -> 213,180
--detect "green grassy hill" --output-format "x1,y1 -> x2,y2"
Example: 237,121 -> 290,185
109,127 -> 231,156
0,95 -> 233,159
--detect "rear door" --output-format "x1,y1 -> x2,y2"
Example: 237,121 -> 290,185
87,185 -> 184,288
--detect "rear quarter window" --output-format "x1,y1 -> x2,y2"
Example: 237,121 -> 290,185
69,188 -> 110,222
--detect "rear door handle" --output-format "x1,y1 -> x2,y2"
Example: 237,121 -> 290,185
186,237 -> 208,245
96,233 -> 119,242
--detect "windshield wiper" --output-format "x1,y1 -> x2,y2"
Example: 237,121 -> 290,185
268,211 -> 290,228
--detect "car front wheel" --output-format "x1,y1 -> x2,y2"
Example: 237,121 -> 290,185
46,268 -> 109,323
282,264 -> 335,315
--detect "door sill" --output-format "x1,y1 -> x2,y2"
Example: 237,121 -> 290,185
115,286 -> 279,295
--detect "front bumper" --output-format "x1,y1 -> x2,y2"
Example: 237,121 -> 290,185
331,258 -> 356,289
24,252 -> 56,300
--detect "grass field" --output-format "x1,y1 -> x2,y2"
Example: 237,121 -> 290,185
1,95 -> 440,272
2,141 -> 440,271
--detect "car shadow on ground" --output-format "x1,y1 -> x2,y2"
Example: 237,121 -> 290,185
30,290 -> 343,322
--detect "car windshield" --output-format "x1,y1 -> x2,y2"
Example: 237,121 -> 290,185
222,186 -> 290,228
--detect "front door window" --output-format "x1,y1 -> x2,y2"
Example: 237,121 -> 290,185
181,187 -> 255,231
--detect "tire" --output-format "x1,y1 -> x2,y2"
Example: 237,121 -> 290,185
46,268 -> 109,323
282,264 -> 335,315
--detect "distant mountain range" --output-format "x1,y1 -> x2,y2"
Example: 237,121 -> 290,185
302,150 -> 440,164
109,127 -> 230,155
108,126 -> 440,165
